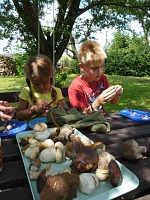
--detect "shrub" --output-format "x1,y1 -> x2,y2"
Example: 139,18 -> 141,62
105,32 -> 150,77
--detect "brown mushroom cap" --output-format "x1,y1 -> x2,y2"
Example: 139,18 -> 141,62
40,173 -> 80,200
109,159 -> 123,187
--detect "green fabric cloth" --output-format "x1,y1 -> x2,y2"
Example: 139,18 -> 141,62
46,106 -> 110,134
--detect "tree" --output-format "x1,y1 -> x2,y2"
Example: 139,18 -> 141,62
105,31 -> 150,76
0,0 -> 149,64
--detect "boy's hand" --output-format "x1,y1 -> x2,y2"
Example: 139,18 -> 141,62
94,86 -> 117,106
115,85 -> 123,96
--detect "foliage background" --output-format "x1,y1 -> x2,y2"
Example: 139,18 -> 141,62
105,32 -> 150,76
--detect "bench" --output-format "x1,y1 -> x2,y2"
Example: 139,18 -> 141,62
135,194 -> 150,200
0,88 -> 69,104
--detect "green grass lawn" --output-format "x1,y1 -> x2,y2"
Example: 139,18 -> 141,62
0,75 -> 150,113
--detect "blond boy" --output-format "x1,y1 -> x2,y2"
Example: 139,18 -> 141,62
68,40 -> 123,114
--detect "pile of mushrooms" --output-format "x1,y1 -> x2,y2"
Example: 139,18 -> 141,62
18,122 -> 123,199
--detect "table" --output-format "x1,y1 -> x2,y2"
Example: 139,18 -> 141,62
0,113 -> 150,200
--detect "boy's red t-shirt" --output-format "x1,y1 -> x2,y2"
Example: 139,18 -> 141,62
68,74 -> 110,111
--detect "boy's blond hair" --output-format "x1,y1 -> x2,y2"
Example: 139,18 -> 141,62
78,40 -> 107,66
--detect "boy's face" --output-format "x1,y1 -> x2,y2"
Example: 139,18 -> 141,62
80,61 -> 104,83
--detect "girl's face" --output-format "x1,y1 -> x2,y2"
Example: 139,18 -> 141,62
31,76 -> 51,93
80,61 -> 104,83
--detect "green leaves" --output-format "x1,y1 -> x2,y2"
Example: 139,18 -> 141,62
105,31 -> 150,77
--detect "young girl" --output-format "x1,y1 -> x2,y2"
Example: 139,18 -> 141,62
68,40 -> 123,114
16,54 -> 64,121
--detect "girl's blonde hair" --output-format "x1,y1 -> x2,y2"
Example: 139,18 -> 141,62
25,54 -> 57,104
78,40 -> 107,66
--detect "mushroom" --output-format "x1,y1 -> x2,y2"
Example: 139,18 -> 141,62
24,145 -> 40,160
79,173 -> 99,194
37,164 -> 59,193
39,147 -> 63,163
39,147 -> 57,162
54,141 -> 64,151
69,137 -> 99,173
33,122 -> 51,142
109,159 -> 123,187
69,134 -> 92,146
98,151 -> 115,170
40,172 -> 80,200
33,122 -> 47,132
29,159 -> 41,172
95,169 -> 109,181
121,139 -> 147,161
28,159 -> 42,180
39,139 -> 55,151
57,124 -> 74,141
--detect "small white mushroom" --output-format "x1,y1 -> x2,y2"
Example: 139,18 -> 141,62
79,173 -> 99,195
24,146 -> 40,160
57,124 -> 73,140
39,139 -> 55,151
24,146 -> 33,158
54,141 -> 64,151
33,122 -> 47,131
28,138 -> 41,147
34,129 -> 51,142
39,147 -> 57,162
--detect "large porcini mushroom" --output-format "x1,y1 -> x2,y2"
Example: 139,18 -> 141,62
109,159 -> 123,187
40,172 -> 80,200
69,137 -> 99,173
37,164 -> 59,193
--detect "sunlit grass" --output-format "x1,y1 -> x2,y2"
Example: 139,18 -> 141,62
0,75 -> 150,113
104,75 -> 150,113
0,76 -> 26,92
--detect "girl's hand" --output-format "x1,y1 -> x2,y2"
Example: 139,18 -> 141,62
30,101 -> 53,115
30,104 -> 46,115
